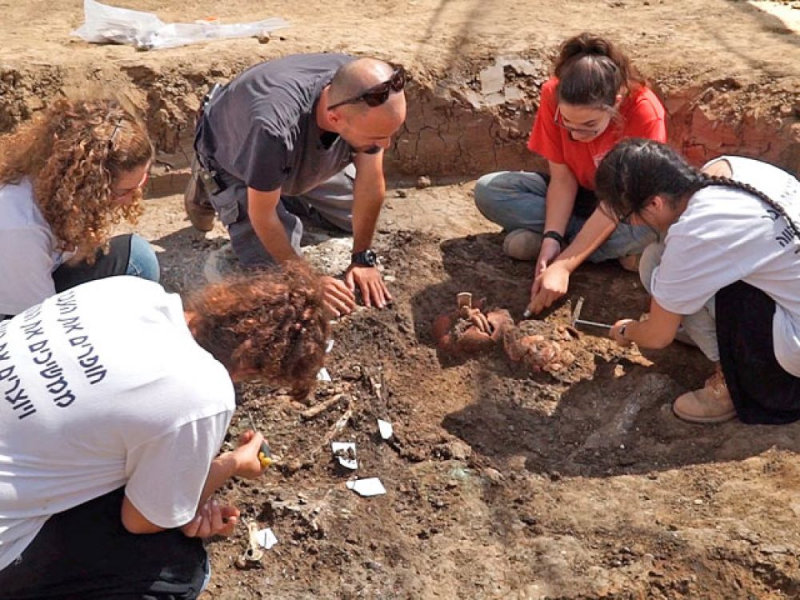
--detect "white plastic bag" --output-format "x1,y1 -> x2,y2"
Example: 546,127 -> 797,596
72,0 -> 289,50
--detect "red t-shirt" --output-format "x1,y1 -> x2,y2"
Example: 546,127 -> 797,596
527,77 -> 666,190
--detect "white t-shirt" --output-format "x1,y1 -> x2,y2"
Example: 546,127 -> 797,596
0,178 -> 71,317
0,277 -> 235,571
650,156 -> 800,376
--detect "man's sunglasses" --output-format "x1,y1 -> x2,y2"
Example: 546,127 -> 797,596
328,66 -> 406,110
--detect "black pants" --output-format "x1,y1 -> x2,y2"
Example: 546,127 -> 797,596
0,488 -> 207,600
717,281 -> 800,424
52,234 -> 133,293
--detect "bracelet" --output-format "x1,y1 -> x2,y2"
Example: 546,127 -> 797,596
542,230 -> 566,248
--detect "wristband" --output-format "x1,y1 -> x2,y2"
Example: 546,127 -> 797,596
542,230 -> 566,248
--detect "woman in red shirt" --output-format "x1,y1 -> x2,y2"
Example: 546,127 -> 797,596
474,33 -> 666,314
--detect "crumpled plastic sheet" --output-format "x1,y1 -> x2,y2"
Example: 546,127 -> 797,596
72,0 -> 289,50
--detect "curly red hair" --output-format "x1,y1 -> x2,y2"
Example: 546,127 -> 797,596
187,263 -> 331,399
0,98 -> 154,261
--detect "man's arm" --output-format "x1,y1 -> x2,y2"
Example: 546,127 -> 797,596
247,186 -> 356,316
247,186 -> 297,262
345,150 -> 392,308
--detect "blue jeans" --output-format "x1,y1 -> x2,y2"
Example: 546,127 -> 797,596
473,170 -> 657,262
125,233 -> 160,282
53,234 -> 159,295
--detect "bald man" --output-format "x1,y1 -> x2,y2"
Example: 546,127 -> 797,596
185,54 -> 407,316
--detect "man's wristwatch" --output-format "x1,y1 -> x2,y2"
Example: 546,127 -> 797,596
351,249 -> 378,267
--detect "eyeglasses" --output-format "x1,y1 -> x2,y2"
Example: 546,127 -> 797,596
328,66 -> 406,110
112,167 -> 150,199
552,106 -> 610,138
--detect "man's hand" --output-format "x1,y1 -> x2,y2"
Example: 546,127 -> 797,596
527,262 -> 571,315
181,497 -> 240,538
534,238 -> 561,279
345,265 -> 392,309
321,275 -> 357,318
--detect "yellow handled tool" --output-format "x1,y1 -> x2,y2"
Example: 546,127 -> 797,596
247,411 -> 273,469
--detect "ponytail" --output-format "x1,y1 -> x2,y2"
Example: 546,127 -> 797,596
554,32 -> 644,107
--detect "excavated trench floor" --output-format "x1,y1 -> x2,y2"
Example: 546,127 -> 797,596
3,1 -> 800,598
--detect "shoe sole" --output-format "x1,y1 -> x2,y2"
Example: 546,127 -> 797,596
183,180 -> 215,232
672,403 -> 737,424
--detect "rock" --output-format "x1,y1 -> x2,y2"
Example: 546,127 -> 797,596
438,439 -> 472,460
483,467 -> 504,483
416,175 -> 431,189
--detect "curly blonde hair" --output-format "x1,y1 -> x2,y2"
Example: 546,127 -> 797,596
0,98 -> 154,261
187,262 -> 331,399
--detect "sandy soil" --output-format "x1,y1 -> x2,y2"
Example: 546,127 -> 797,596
5,1 -> 800,598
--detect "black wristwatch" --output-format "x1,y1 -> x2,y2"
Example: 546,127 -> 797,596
351,249 -> 378,267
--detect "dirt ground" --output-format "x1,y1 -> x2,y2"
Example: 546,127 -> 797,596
5,1 -> 800,598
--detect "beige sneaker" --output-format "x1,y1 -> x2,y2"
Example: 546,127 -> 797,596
672,368 -> 736,424
618,254 -> 641,272
502,229 -> 543,261
184,158 -> 216,232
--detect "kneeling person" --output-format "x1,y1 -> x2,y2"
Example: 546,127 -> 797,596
0,264 -> 329,598
186,53 -> 407,317
599,139 -> 800,425
0,98 -> 160,320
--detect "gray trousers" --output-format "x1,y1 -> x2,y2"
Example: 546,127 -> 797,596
208,164 -> 355,268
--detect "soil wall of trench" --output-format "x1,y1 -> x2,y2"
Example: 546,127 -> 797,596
1,57 -> 798,193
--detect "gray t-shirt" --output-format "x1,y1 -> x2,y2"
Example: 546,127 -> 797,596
198,53 -> 354,196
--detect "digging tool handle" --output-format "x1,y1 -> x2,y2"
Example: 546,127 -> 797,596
574,318 -> 613,330
247,412 -> 274,468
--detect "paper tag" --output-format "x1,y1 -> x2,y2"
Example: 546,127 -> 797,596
317,367 -> 332,381
331,441 -> 358,470
255,527 -> 278,550
346,477 -> 386,497
377,419 -> 393,440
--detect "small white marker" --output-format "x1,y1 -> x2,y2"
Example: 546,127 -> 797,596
325,339 -> 334,354
346,478 -> 386,497
317,367 -> 332,381
331,441 -> 358,470
256,527 -> 278,550
377,419 -> 393,440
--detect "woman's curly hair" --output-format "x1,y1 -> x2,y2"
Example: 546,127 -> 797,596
0,98 -> 154,261
187,262 -> 331,399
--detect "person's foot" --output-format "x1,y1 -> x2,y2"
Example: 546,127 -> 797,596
502,229 -> 542,261
672,368 -> 736,423
184,165 -> 216,232
618,254 -> 641,272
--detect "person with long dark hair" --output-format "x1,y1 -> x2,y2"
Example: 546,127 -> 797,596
596,138 -> 800,425
474,33 -> 666,315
